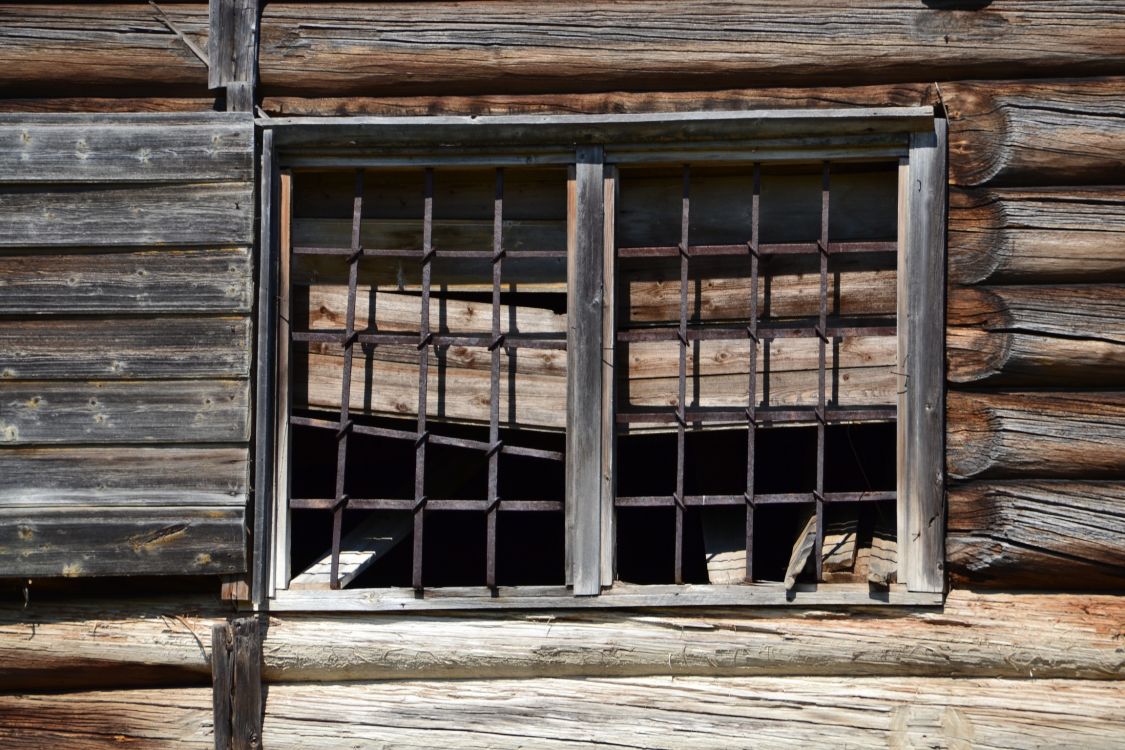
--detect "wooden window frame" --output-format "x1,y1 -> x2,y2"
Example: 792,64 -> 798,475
252,108 -> 946,612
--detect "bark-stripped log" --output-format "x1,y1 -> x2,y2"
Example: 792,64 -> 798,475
948,187 -> 1125,285
948,481 -> 1125,588
0,98 -> 218,114
2,590 -> 1124,692
944,78 -> 1125,187
263,83 -> 937,117
0,5 -> 210,96
257,3 -> 1125,97
947,391 -> 1125,480
262,678 -> 1125,749
947,285 -> 1125,384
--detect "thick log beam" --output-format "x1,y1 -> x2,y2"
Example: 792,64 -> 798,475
257,3 -> 1125,97
947,187 -> 1125,285
0,4 -> 210,97
947,285 -> 1125,385
262,677 -> 1125,749
947,391 -> 1125,481
948,481 -> 1125,588
944,78 -> 1125,187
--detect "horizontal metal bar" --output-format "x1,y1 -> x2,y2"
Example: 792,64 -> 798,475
617,319 -> 896,343
616,405 -> 896,425
618,241 -> 895,259
290,415 -> 564,462
290,498 -> 563,512
293,246 -> 567,260
293,330 -> 567,350
615,491 -> 896,507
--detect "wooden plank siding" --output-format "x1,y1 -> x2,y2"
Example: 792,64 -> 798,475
0,113 -> 254,577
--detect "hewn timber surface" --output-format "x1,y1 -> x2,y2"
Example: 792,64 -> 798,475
263,677 -> 1125,749
947,187 -> 1125,285
947,285 -> 1125,385
0,4 -> 210,96
3,590 -> 1123,692
947,391 -> 1125,481
0,98 -> 218,114
257,3 -> 1125,97
944,78 -> 1125,187
948,481 -> 1125,588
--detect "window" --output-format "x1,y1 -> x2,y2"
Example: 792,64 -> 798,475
254,109 -> 945,610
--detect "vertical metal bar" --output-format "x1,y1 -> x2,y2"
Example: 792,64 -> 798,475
675,165 -> 690,584
487,168 -> 504,590
413,167 -> 434,591
331,169 -> 364,589
815,161 -> 830,582
745,163 -> 760,583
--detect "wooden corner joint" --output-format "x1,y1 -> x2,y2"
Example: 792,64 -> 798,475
211,616 -> 263,750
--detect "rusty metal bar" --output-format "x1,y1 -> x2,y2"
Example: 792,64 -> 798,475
615,320 -> 895,342
745,163 -> 761,583
615,240 -> 895,258
614,491 -> 895,508
674,165 -> 690,584
293,246 -> 566,260
487,168 -> 504,589
292,498 -> 565,512
329,170 -> 365,590
413,168 -> 434,591
293,330 -> 566,350
616,405 -> 896,425
815,162 -> 830,582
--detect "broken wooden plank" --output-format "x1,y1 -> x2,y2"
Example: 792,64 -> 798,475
288,512 -> 412,590
783,512 -> 817,589
701,506 -> 745,585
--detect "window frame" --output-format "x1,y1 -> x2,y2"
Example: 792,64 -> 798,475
252,108 -> 946,611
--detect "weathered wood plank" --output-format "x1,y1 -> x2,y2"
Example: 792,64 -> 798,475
0,248 -> 252,314
0,116 -> 252,183
0,446 -> 247,508
0,98 -> 218,114
948,481 -> 1125,588
288,512 -> 411,590
0,687 -> 214,750
945,78 -> 1125,187
0,379 -> 249,445
947,391 -> 1125,481
258,3 -> 1125,97
262,83 -> 938,117
0,183 -> 254,248
262,677 -> 1125,750
209,0 -> 258,112
0,316 -> 250,380
0,507 -> 245,577
948,187 -> 1125,285
0,5 -> 210,95
948,285 -> 1125,385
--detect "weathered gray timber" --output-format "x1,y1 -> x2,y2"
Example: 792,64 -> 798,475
945,78 -> 1125,188
947,391 -> 1125,480
0,248 -> 253,315
256,3 -> 1125,96
0,183 -> 253,248
948,187 -> 1125,284
211,618 -> 263,750
0,380 -> 249,444
948,481 -> 1125,588
0,4 -> 210,95
209,0 -> 258,112
0,115 -> 252,183
947,285 -> 1125,385
0,317 -> 250,380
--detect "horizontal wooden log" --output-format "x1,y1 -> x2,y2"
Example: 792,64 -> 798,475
947,285 -> 1125,384
0,248 -> 253,315
948,187 -> 1125,284
263,83 -> 938,117
947,391 -> 1125,480
0,506 -> 245,577
0,316 -> 251,380
0,182 -> 254,248
0,379 -> 249,445
948,481 -> 1125,588
258,3 -> 1125,97
0,4 -> 209,96
2,590 -> 1123,692
0,98 -> 218,114
945,78 -> 1125,187
0,114 -> 252,184
263,677 -> 1125,749
0,687 -> 213,749
0,446 -> 247,509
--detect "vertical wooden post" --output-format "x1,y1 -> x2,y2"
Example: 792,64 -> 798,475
566,146 -> 605,596
897,116 -> 947,593
211,617 -> 263,750
600,165 -> 618,587
209,0 -> 259,112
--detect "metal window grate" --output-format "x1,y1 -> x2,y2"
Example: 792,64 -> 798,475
288,168 -> 568,590
613,162 -> 897,584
